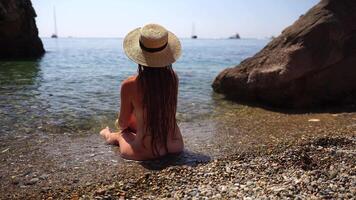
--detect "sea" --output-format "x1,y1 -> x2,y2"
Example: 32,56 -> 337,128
0,38 -> 268,158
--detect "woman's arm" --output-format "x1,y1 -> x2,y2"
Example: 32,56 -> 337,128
118,79 -> 134,129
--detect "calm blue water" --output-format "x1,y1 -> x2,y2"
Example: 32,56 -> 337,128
0,38 -> 268,136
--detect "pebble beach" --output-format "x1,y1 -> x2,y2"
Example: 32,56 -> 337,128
1,104 -> 355,199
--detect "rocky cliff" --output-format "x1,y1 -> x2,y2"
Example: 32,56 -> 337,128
0,0 -> 44,59
212,0 -> 356,108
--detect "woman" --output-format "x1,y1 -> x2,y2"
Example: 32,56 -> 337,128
100,24 -> 184,161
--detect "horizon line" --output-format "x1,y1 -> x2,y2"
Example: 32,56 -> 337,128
40,36 -> 271,40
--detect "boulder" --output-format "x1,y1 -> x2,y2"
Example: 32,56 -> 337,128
0,0 -> 44,59
212,0 -> 356,108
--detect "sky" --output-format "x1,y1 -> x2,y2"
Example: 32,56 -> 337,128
32,0 -> 319,39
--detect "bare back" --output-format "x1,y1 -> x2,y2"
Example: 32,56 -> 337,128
117,75 -> 184,160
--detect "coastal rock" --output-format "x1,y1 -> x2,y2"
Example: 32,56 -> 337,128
0,0 -> 44,59
212,0 -> 356,108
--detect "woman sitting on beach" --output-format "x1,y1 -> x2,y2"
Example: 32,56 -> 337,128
100,24 -> 184,161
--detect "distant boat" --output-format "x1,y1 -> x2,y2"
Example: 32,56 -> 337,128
191,23 -> 198,39
51,6 -> 58,38
229,33 -> 241,39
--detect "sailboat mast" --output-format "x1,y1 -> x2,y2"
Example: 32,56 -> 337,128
192,23 -> 195,37
53,6 -> 58,36
191,23 -> 197,39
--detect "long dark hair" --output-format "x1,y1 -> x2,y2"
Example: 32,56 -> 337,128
137,64 -> 178,156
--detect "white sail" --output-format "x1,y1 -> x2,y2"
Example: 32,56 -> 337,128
51,6 -> 58,38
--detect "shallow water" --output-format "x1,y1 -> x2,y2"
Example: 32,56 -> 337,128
0,38 -> 267,135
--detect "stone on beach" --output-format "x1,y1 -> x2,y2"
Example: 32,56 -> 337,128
212,0 -> 356,108
308,119 -> 320,122
0,0 -> 44,59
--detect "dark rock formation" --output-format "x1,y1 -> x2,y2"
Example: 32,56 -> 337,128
213,0 -> 356,108
0,0 -> 44,59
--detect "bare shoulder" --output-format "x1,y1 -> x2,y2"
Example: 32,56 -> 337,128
122,75 -> 137,84
121,75 -> 138,90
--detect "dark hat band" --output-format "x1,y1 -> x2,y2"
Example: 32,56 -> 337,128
139,40 -> 168,53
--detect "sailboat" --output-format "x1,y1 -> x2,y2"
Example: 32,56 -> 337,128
51,7 -> 58,38
229,33 -> 241,39
191,23 -> 198,39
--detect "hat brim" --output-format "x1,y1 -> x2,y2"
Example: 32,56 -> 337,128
123,28 -> 182,68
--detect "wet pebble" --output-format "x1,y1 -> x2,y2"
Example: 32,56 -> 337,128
1,148 -> 9,153
95,188 -> 106,195
26,178 -> 39,185
39,174 -> 49,180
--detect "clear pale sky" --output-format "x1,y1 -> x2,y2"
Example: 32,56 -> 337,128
32,0 -> 319,39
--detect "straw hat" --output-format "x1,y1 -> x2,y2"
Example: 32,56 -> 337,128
123,24 -> 182,68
